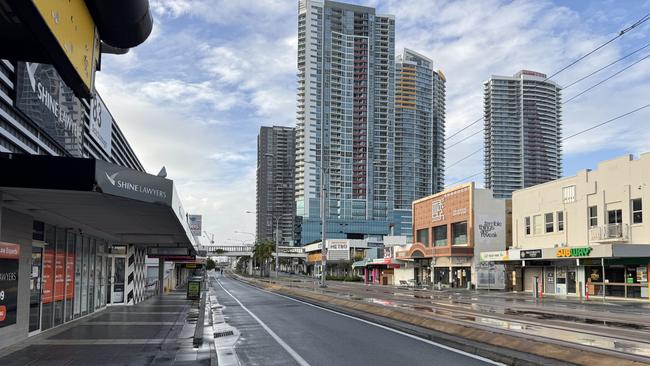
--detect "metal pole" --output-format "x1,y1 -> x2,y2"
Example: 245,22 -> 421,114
275,216 -> 279,279
320,165 -> 327,288
601,257 -> 606,300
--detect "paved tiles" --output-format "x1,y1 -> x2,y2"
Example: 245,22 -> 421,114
0,289 -> 212,365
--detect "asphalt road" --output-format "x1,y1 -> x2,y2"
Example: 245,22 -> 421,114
212,275 -> 501,366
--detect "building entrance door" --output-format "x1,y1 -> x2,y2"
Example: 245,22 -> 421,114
29,245 -> 43,334
107,256 -> 126,305
556,267 -> 567,294
567,270 -> 577,294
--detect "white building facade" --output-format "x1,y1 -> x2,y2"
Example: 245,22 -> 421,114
482,154 -> 650,299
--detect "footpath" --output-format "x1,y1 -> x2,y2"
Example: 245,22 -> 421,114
0,289 -> 213,366
234,273 -> 650,366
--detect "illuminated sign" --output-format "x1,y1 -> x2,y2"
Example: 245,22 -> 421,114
556,247 -> 593,258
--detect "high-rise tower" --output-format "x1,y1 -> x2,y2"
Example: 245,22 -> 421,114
295,0 -> 395,244
484,70 -> 562,199
393,49 -> 445,238
257,126 -> 296,245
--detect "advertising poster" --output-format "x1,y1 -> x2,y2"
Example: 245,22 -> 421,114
188,215 -> 202,237
42,249 -> 54,304
54,252 -> 65,301
0,242 -> 20,328
65,253 -> 75,300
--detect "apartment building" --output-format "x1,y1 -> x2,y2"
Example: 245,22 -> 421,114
393,49 -> 445,239
295,0 -> 395,244
256,126 -> 296,245
484,70 -> 562,199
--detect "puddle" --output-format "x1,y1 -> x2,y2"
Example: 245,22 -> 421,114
504,309 -> 650,331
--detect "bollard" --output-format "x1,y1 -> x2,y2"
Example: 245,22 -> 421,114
585,283 -> 589,301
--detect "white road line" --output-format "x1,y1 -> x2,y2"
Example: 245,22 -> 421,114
216,279 -> 311,366
230,277 -> 505,366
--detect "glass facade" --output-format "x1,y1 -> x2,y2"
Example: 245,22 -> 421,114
30,221 -> 111,333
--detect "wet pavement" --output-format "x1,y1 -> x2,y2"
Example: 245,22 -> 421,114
261,275 -> 650,361
211,273 -> 502,366
0,290 -> 211,366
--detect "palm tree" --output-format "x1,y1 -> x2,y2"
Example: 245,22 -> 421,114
253,240 -> 274,277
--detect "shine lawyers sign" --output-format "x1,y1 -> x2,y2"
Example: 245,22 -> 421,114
95,160 -> 173,205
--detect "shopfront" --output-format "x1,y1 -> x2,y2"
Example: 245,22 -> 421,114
0,153 -> 198,350
481,245 -> 650,299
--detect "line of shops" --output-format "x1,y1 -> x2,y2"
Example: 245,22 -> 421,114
0,153 -> 200,349
480,245 -> 649,299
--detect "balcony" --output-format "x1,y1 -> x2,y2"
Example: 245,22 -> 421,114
589,223 -> 629,243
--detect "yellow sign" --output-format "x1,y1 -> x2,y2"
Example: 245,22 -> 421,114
32,0 -> 99,95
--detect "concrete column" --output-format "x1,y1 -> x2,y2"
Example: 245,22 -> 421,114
247,259 -> 253,275
364,268 -> 368,284
158,257 -> 164,296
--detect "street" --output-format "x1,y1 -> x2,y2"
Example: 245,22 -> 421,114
211,274 -> 502,366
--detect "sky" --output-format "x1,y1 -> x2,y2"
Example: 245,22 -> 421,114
95,0 -> 650,246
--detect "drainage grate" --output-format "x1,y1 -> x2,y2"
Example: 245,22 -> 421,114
214,330 -> 234,338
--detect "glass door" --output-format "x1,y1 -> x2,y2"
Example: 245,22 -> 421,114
107,256 -> 126,304
567,270 -> 577,294
29,246 -> 43,333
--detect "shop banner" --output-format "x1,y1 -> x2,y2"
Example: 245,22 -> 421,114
188,215 -> 202,237
42,249 -> 74,303
0,242 -> 20,328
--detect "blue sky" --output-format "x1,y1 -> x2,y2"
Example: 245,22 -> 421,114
96,0 -> 650,244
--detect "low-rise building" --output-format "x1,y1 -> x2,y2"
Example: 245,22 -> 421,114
304,238 -> 383,278
396,183 -> 510,288
481,154 -> 650,299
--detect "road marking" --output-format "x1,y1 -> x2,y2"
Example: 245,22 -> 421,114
230,277 -> 504,366
217,279 -> 311,366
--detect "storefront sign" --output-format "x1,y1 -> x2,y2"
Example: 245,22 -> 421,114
556,247 -> 592,258
479,251 -> 508,262
432,199 -> 444,221
89,94 -> 113,156
16,62 -> 84,156
188,215 -> 202,237
96,160 -> 173,205
0,242 -> 20,328
520,249 -> 542,259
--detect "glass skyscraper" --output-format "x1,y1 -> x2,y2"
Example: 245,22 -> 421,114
393,49 -> 446,238
295,0 -> 395,244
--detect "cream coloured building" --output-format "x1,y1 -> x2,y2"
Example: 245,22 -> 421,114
482,153 -> 650,299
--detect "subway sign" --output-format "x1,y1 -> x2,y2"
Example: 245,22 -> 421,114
556,247 -> 592,258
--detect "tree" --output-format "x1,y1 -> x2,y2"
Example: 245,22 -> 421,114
253,240 -> 275,277
206,257 -> 216,270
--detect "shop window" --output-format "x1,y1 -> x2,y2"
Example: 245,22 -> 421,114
632,198 -> 643,224
544,213 -> 554,233
532,215 -> 542,235
451,221 -> 468,245
557,211 -> 564,231
524,217 -> 531,235
608,209 -> 622,225
433,225 -> 447,247
588,206 -> 597,227
416,228 -> 429,246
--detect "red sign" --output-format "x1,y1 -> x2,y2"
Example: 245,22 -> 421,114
42,250 -> 75,303
0,243 -> 19,259
0,305 -> 6,321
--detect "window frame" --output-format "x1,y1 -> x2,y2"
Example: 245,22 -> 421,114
557,211 -> 564,232
632,198 -> 643,224
532,214 -> 543,235
524,216 -> 531,235
544,213 -> 554,233
607,209 -> 622,225
416,228 -> 429,246
588,206 -> 598,227
451,221 -> 468,246
432,225 -> 448,247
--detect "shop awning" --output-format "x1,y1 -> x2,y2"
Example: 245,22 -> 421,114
479,244 -> 650,263
0,153 -> 197,253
